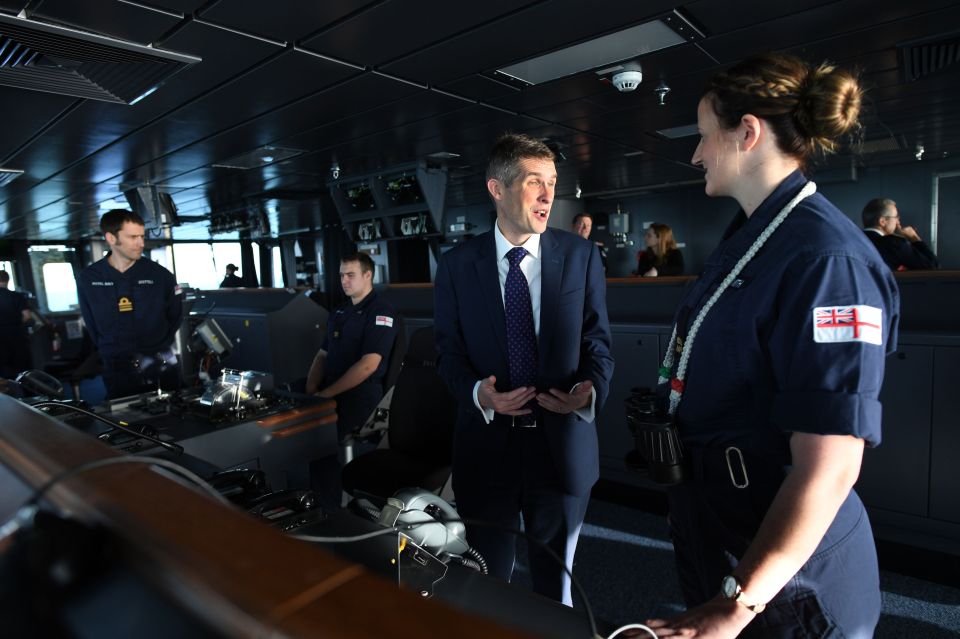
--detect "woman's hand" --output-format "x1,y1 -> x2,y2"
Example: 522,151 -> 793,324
643,597 -> 756,638
643,267 -> 658,277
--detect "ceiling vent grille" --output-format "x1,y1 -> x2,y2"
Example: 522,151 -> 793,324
859,136 -> 903,155
900,32 -> 960,82
0,167 -> 25,187
0,13 -> 199,104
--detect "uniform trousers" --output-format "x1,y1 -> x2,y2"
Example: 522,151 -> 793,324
667,450 -> 880,638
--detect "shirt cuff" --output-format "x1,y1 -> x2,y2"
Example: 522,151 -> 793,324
571,382 -> 597,422
771,390 -> 882,447
473,380 -> 495,424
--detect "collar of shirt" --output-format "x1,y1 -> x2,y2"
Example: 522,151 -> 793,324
864,227 -> 884,236
494,219 -> 541,263
493,220 -> 542,336
718,169 -> 809,265
339,289 -> 377,313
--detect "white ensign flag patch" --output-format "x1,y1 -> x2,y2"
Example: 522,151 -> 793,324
812,305 -> 882,345
375,315 -> 394,327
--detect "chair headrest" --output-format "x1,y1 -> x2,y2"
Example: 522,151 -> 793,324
403,326 -> 438,368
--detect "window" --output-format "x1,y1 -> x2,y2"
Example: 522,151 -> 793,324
150,246 -> 172,272
42,263 -> 79,312
0,260 -> 16,290
272,245 -> 284,287
27,245 -> 79,313
171,242 -> 242,289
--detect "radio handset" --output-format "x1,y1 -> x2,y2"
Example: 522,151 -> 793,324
379,489 -> 469,558
16,370 -> 64,399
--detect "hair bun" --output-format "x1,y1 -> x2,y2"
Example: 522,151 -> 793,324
795,62 -> 862,152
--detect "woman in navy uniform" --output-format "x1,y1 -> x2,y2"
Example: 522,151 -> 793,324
77,209 -> 183,399
642,54 -> 899,638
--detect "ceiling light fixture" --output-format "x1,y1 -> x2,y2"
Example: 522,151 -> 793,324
654,79 -> 671,105
496,10 -> 703,85
656,123 -> 699,139
212,146 -> 305,170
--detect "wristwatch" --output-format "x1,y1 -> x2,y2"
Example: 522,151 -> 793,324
720,575 -> 766,613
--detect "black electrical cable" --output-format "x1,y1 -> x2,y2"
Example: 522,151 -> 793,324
462,546 -> 488,574
31,401 -> 183,455
455,517 -> 599,639
26,455 -> 232,510
188,298 -> 218,323
291,512 -> 599,639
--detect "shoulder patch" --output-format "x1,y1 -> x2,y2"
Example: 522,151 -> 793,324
813,305 -> 882,345
375,315 -> 394,327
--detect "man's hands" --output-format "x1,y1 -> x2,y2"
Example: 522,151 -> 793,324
895,224 -> 922,242
477,375 -> 536,415
477,376 -> 593,416
536,380 -> 593,414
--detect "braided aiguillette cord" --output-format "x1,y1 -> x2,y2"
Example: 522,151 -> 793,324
658,181 -> 818,416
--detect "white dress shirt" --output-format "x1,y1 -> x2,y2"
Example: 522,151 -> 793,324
472,222 -> 596,423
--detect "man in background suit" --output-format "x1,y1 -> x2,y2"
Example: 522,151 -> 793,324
434,133 -> 613,605
862,197 -> 938,271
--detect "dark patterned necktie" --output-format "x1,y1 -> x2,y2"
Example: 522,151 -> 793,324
504,246 -> 538,425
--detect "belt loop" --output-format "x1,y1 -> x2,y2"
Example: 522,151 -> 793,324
724,446 -> 750,489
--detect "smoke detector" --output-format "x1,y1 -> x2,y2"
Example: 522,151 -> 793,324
611,61 -> 642,92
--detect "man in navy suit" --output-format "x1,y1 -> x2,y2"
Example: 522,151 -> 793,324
434,133 -> 613,605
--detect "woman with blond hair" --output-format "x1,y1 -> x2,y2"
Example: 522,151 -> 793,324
636,223 -> 684,276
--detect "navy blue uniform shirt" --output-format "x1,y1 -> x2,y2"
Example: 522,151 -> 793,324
322,290 -> 397,387
666,171 -> 900,459
77,256 -> 183,357
0,288 -> 28,328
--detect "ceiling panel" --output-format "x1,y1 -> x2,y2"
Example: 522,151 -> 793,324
0,2 -> 25,14
685,0 -> 845,36
438,74 -> 519,103
702,0 -> 960,64
153,1 -> 208,14
302,0 -> 532,67
18,46 -> 360,207
31,0 -> 181,44
201,0 -> 373,43
0,87 -> 78,165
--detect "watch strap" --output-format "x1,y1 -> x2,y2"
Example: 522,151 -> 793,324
721,575 -> 766,613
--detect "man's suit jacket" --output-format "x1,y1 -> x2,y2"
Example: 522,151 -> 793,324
434,227 -> 614,497
864,231 -> 939,271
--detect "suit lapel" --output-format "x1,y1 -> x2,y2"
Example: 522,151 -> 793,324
539,229 -> 562,371
475,233 -> 509,360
